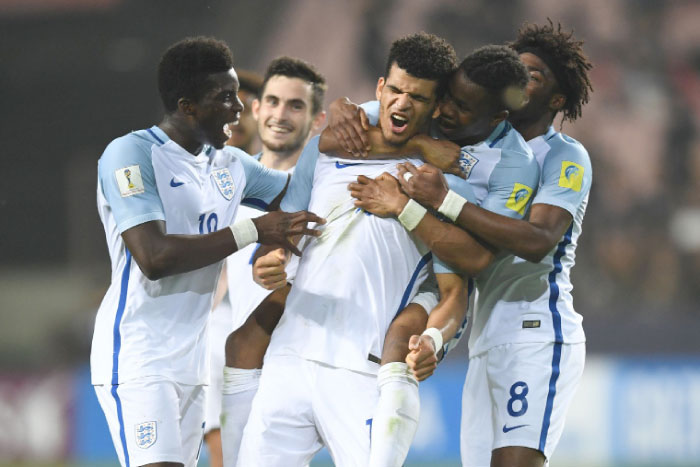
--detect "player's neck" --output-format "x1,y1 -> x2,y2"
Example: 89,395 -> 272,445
512,113 -> 554,142
158,117 -> 204,156
259,148 -> 302,171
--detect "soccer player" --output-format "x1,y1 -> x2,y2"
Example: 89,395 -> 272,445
331,45 -> 539,465
90,37 -> 322,467
205,68 -> 263,467
353,22 -> 594,467
214,56 -> 327,467
236,33 -> 466,466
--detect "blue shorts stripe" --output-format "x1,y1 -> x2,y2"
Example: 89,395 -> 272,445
110,384 -> 130,467
539,224 -> 573,451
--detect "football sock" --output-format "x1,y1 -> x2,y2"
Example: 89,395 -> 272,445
368,362 -> 420,467
220,366 -> 261,467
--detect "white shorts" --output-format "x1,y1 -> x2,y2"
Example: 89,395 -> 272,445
95,378 -> 206,467
461,342 -> 585,467
238,355 -> 378,467
205,300 -> 234,433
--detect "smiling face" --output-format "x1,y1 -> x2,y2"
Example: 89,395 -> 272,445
376,63 -> 439,146
436,69 -> 503,146
193,68 -> 244,149
252,75 -> 318,154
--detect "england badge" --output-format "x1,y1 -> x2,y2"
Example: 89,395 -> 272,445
135,421 -> 157,449
212,168 -> 235,200
458,148 -> 479,179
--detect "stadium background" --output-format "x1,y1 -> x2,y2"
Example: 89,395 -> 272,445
1,0 -> 699,465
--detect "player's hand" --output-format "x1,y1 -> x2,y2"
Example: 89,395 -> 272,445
413,135 -> 464,178
253,210 -> 325,256
397,163 -> 450,211
253,248 -> 289,290
327,97 -> 371,157
349,173 -> 409,218
406,334 -> 439,381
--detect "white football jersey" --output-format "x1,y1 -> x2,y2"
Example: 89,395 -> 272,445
91,126 -> 287,386
265,136 -> 434,375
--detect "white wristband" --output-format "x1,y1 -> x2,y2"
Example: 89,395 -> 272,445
422,327 -> 443,355
437,189 -> 467,222
397,199 -> 427,231
229,218 -> 258,250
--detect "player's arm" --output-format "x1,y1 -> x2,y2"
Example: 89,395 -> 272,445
319,97 -> 461,175
349,173 -> 494,276
406,272 -> 468,381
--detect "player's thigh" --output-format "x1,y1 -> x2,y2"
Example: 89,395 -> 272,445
315,363 -> 379,467
381,303 -> 428,363
460,353 -> 494,467
237,356 -> 322,467
94,380 -> 189,467
489,342 -> 585,461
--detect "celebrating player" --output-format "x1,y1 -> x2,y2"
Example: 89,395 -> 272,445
215,56 -> 327,467
90,37 -> 322,467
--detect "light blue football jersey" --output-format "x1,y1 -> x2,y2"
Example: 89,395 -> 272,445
91,126 -> 287,386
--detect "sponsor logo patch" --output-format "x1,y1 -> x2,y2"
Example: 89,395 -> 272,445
558,161 -> 584,192
135,421 -> 157,449
458,149 -> 479,179
115,165 -> 145,197
505,183 -> 533,215
212,168 -> 235,200
522,320 -> 541,329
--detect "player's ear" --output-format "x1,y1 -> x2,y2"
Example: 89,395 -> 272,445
252,98 -> 261,121
311,110 -> 326,131
178,97 -> 196,116
550,93 -> 566,112
375,77 -> 385,101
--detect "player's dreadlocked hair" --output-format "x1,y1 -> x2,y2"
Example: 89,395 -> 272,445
262,56 -> 327,115
510,20 -> 593,122
458,45 -> 530,110
158,36 -> 234,113
385,32 -> 458,97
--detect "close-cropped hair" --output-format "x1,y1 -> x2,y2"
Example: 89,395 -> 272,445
459,45 -> 530,110
158,36 -> 234,113
261,56 -> 327,115
509,19 -> 593,122
385,32 -> 458,97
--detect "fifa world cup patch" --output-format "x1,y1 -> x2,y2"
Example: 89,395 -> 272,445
458,148 -> 479,179
135,421 -> 157,449
558,161 -> 584,192
505,183 -> 533,215
115,165 -> 145,197
212,168 -> 235,200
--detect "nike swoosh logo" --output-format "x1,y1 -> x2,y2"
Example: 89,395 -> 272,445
502,424 -> 529,433
335,161 -> 362,169
170,178 -> 184,187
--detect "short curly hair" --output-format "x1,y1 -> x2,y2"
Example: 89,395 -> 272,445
509,20 -> 593,122
385,32 -> 458,97
459,45 -> 529,110
261,56 -> 327,115
158,36 -> 234,113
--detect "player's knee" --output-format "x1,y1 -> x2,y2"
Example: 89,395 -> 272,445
140,462 -> 184,467
491,446 -> 545,467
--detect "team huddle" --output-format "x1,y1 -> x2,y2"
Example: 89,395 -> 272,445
91,20 -> 593,467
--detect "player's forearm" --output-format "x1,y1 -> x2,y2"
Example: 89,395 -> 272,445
428,274 -> 469,347
413,214 -> 494,277
455,203 -> 557,262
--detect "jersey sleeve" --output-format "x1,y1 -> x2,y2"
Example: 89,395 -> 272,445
532,139 -> 592,217
480,148 -> 540,219
280,136 -> 321,212
360,100 -> 379,126
97,135 -> 165,233
234,148 -> 288,210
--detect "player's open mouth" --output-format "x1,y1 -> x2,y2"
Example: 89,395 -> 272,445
268,123 -> 293,134
437,116 -> 457,132
390,113 -> 409,133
